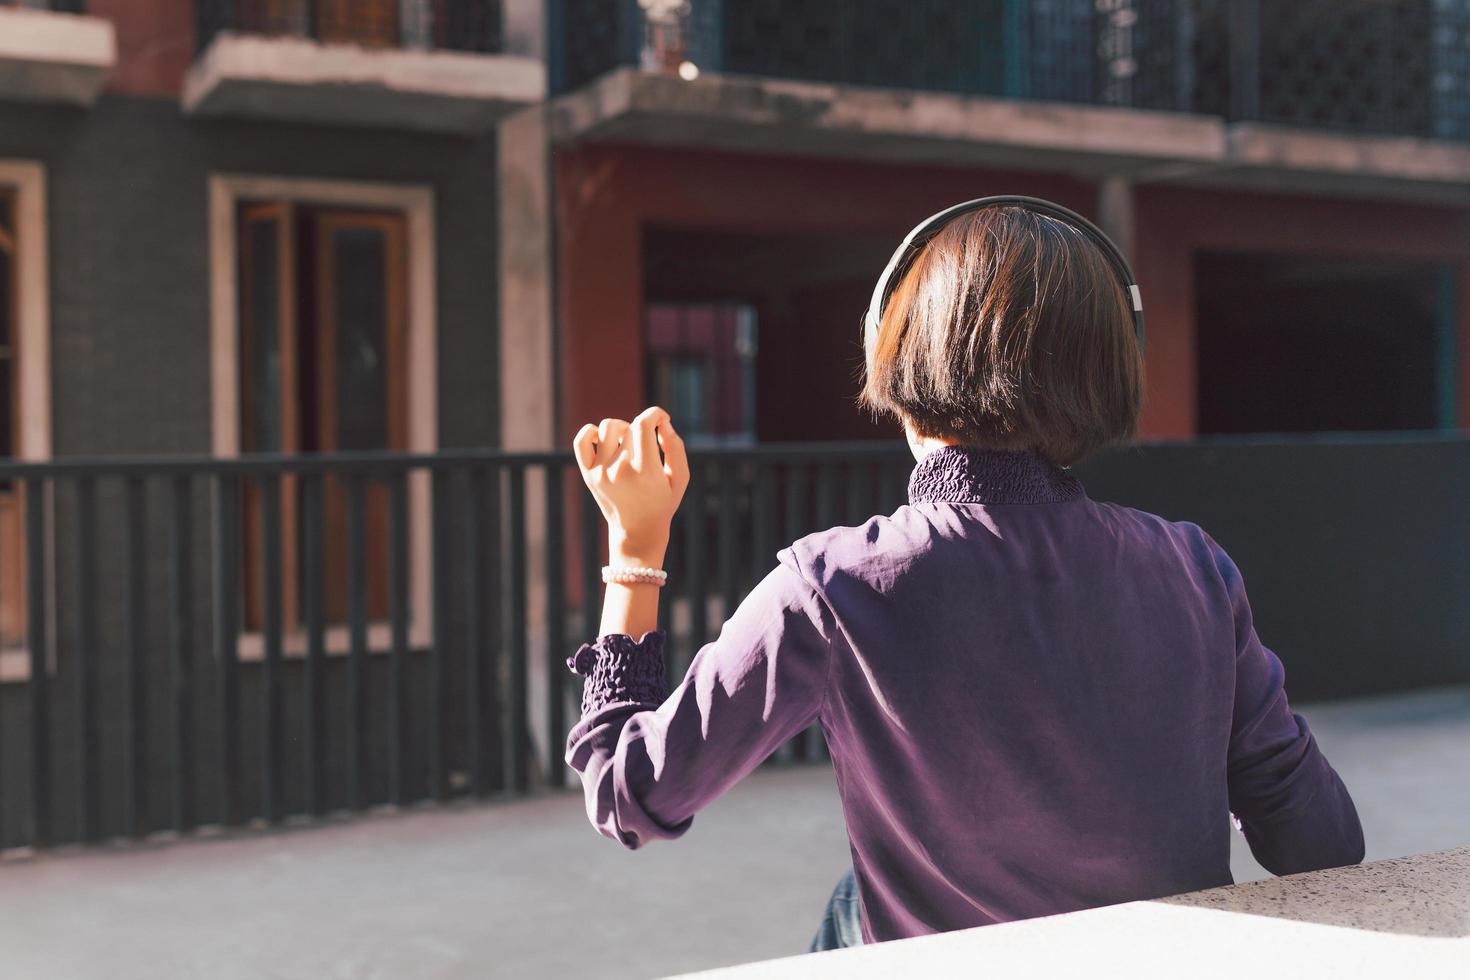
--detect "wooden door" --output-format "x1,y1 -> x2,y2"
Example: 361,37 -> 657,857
237,201 -> 302,634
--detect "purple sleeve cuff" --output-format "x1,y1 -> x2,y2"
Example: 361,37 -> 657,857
566,630 -> 668,716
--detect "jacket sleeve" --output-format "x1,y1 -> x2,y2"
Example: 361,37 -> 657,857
1207,533 -> 1366,875
563,546 -> 834,849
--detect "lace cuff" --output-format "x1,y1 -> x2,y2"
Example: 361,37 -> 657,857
566,630 -> 668,716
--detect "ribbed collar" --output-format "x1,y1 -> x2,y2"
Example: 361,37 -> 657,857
907,445 -> 1084,505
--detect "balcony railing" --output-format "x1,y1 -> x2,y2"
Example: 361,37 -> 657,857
4,435 -> 1466,850
549,0 -> 1470,142
195,0 -> 504,56
0,444 -> 911,850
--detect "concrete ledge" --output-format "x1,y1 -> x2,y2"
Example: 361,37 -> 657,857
1184,122 -> 1470,205
548,69 -> 1470,204
679,848 -> 1470,979
0,7 -> 116,107
182,33 -> 545,134
547,68 -> 1226,177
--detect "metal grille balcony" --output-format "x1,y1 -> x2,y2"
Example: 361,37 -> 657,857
185,0 -> 539,132
1178,0 -> 1466,139
549,0 -> 1470,142
195,0 -> 504,55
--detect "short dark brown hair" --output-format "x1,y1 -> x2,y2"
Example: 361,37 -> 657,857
858,205 -> 1143,467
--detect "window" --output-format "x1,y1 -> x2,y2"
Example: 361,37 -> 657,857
645,303 -> 757,445
236,200 -> 408,635
0,159 -> 51,680
236,0 -> 402,46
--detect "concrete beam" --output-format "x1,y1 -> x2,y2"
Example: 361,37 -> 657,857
546,69 -> 1226,178
1167,123 -> 1470,207
182,33 -> 545,134
0,7 -> 116,107
546,69 -> 1470,206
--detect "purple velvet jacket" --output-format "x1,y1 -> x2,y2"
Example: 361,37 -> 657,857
564,446 -> 1364,944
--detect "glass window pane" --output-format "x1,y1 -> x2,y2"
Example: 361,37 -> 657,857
0,354 -> 11,461
239,0 -> 310,35
332,227 -> 389,451
0,243 -> 11,352
243,218 -> 282,452
645,302 -> 758,445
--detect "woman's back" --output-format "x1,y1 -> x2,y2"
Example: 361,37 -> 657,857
566,444 -> 1362,945
804,446 -> 1271,940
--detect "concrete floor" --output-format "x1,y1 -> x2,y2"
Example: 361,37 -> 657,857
0,685 -> 1465,980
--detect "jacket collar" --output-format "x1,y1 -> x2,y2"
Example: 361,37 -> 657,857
907,445 -> 1084,505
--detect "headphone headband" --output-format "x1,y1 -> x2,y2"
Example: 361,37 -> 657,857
864,195 -> 1145,352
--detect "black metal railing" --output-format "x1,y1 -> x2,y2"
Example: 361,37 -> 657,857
549,0 -> 1470,142
0,0 -> 87,10
4,436 -> 1468,849
0,443 -> 913,850
195,0 -> 503,56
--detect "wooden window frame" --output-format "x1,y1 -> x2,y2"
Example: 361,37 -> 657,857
0,159 -> 53,684
209,174 -> 436,661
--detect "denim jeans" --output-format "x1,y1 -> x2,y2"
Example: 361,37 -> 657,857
808,866 -> 865,952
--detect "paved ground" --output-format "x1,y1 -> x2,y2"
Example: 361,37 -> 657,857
0,685 -> 1465,980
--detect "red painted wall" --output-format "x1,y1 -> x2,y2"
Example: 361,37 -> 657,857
1132,185 -> 1470,436
92,0 -> 195,97
555,144 -> 1097,448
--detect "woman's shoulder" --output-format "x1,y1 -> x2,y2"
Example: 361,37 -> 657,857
779,507 -> 937,590
1086,499 -> 1237,582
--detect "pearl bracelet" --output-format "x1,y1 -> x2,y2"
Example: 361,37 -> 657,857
601,564 -> 668,586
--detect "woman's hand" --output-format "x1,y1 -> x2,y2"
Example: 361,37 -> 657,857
573,406 -> 690,568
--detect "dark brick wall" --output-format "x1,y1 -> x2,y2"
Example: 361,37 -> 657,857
0,94 -> 500,455
0,95 -> 504,847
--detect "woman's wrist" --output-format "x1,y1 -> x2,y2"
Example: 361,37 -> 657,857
608,528 -> 669,570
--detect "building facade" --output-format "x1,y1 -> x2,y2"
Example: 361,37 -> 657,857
0,0 -> 1467,848
529,0 -> 1470,454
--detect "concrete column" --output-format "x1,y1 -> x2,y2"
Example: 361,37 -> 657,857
497,102 -> 560,783
1096,175 -> 1136,262
498,103 -> 556,451
502,0 -> 547,59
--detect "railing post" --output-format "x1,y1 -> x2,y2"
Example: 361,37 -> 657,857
682,457 -> 707,685
167,475 -> 195,834
211,474 -> 241,828
387,469 -> 409,805
461,466 -> 487,796
72,476 -> 99,842
345,473 -> 368,811
544,0 -> 565,93
580,477 -> 601,644
302,472 -> 327,816
544,462 -> 567,788
430,466 -> 451,801
1227,0 -> 1260,122
262,473 -> 287,823
124,476 -> 148,838
507,463 -> 530,793
24,476 -> 50,849
484,463 -> 505,792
